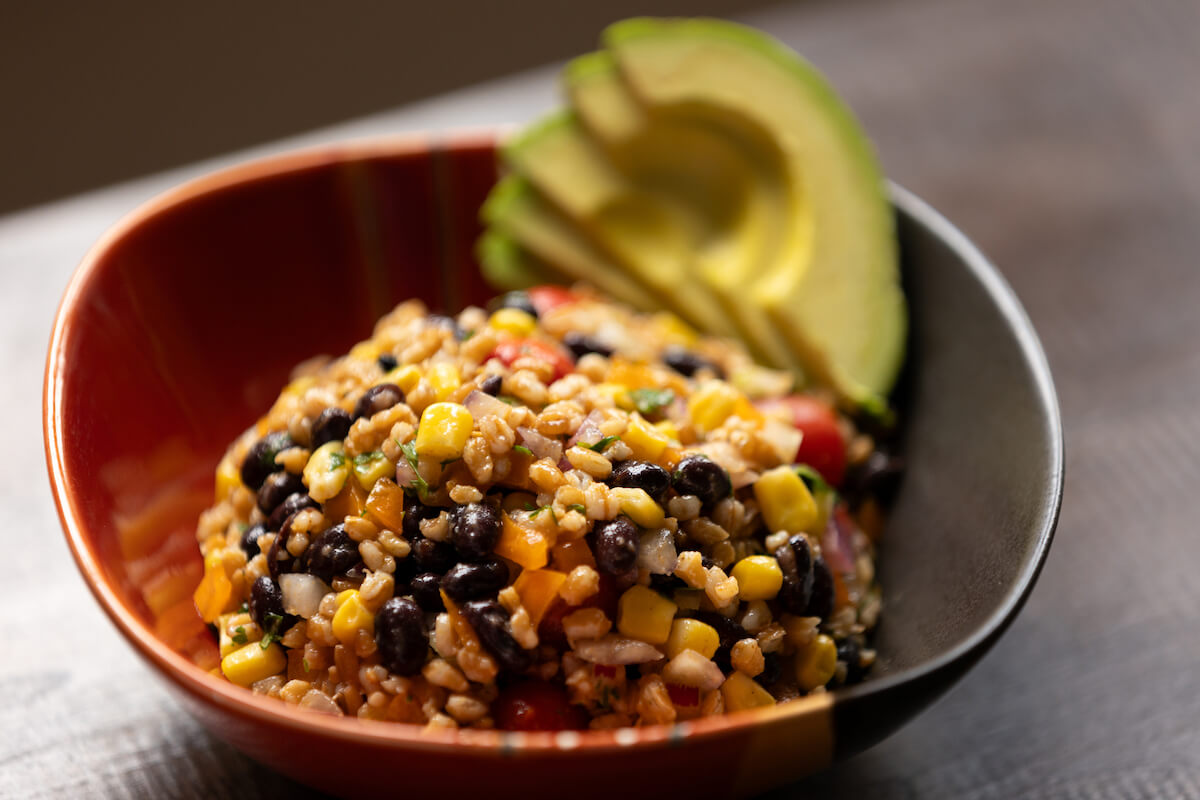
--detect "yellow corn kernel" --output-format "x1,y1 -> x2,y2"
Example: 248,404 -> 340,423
349,340 -> 381,362
730,556 -> 784,602
753,465 -> 818,534
666,618 -> 720,659
386,364 -> 422,395
593,382 -> 633,410
281,374 -> 316,399
303,440 -> 350,502
488,308 -> 537,337
221,642 -> 287,688
652,311 -> 698,347
352,450 -> 393,491
214,456 -> 240,502
617,585 -> 678,645
721,671 -> 777,711
332,590 -> 375,646
687,381 -> 742,433
193,550 -> 232,623
416,402 -> 474,461
623,413 -> 671,461
796,633 -> 838,691
427,362 -> 461,401
654,420 -> 681,444
609,487 -> 666,529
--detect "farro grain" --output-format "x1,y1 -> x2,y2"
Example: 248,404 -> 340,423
731,638 -> 765,677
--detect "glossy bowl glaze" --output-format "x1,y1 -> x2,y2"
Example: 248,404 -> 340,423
44,133 -> 1062,798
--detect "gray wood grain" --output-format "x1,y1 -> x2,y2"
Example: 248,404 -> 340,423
6,0 -> 1199,796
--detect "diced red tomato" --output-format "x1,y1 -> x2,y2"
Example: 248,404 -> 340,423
526,285 -> 579,315
593,664 -> 619,679
666,683 -> 700,707
757,395 -> 846,486
493,681 -> 588,731
490,338 -> 575,382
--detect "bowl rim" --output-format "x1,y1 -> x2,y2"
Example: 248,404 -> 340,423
42,132 -> 1063,756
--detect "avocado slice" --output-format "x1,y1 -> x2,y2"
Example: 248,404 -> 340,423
476,228 -> 558,291
481,174 -> 668,314
502,111 -> 742,342
605,18 -> 906,402
564,50 -> 803,373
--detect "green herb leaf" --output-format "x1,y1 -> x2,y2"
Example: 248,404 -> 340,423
399,440 -> 432,499
302,658 -> 311,673
512,445 -> 533,457
461,329 -> 477,341
260,612 -> 285,650
328,451 -> 346,471
497,395 -> 519,406
231,626 -> 248,646
567,503 -> 586,515
585,435 -> 620,453
354,450 -> 385,466
629,387 -> 675,417
237,602 -> 249,614
527,504 -> 558,523
794,464 -> 832,496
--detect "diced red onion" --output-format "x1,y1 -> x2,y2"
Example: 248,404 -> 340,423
567,410 -> 605,448
394,457 -> 417,487
463,389 -> 511,421
517,426 -> 563,463
574,635 -> 665,665
299,689 -> 343,715
279,573 -> 332,619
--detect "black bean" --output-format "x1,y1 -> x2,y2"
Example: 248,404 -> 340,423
682,610 -> 748,673
257,471 -> 304,516
249,576 -> 285,628
240,432 -> 294,490
377,353 -> 399,372
563,332 -> 613,359
268,492 -> 319,531
662,347 -> 723,378
411,537 -> 457,575
240,523 -> 266,558
775,535 -> 814,616
461,599 -> 531,673
441,559 -> 508,603
410,572 -> 445,612
649,572 -> 686,594
311,407 -> 353,449
843,451 -> 905,509
353,383 -> 403,421
672,455 -> 732,507
302,524 -> 361,584
755,651 -> 783,688
450,503 -> 502,561
837,637 -> 869,684
489,290 -> 538,319
402,493 -> 440,541
609,461 -> 671,505
428,314 -> 465,339
375,597 -> 428,676
806,557 -> 835,620
593,517 -> 639,576
479,374 -> 503,396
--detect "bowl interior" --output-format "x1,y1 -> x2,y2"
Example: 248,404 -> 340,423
45,134 -> 1061,779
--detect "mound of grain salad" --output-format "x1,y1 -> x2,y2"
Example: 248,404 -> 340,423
192,286 -> 901,730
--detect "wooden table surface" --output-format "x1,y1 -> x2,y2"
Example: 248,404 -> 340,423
7,0 -> 1200,796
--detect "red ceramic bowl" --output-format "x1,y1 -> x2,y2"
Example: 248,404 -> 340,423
44,132 -> 1062,798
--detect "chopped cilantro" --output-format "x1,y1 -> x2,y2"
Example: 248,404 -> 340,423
354,450 -> 385,467
794,464 -> 832,496
567,503 -> 586,515
327,451 -> 346,471
399,440 -> 432,499
584,435 -> 620,453
497,395 -> 519,406
526,504 -> 558,523
629,387 -> 675,417
461,329 -> 477,341
260,612 -> 284,650
512,444 -> 533,457
231,626 -> 248,646
237,602 -> 249,614
302,658 -> 311,673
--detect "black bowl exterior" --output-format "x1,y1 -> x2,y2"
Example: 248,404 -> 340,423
831,186 -> 1063,758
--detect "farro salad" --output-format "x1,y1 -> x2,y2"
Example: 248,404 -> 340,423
193,286 -> 902,730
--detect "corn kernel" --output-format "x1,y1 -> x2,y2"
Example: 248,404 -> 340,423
332,590 -> 375,645
796,634 -> 838,691
687,381 -> 742,433
753,465 -> 818,534
427,362 -> 461,401
386,364 -> 422,395
610,487 -> 666,529
303,440 -> 350,502
730,556 -> 784,602
416,402 -> 474,461
666,618 -> 720,659
654,420 -> 681,443
215,457 -> 240,502
350,340 -> 381,362
623,413 -> 671,461
652,311 -> 698,346
352,450 -> 393,491
593,382 -> 633,410
617,585 -> 677,645
488,308 -> 538,337
221,642 -> 287,687
720,671 -> 776,711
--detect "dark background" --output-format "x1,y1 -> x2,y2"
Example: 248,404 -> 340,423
0,0 -> 767,214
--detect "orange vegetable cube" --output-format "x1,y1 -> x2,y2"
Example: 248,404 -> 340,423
513,568 -> 567,627
365,477 -> 406,531
495,513 -> 549,570
193,551 -> 232,623
552,539 -> 596,572
325,478 -> 368,522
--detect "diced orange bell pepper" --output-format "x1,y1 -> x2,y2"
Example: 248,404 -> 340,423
193,552 -> 232,623
364,477 -> 406,531
551,539 -> 596,572
325,478 -> 369,522
495,513 -> 549,570
512,568 -> 567,627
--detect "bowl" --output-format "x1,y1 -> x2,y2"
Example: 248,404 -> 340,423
43,132 -> 1063,798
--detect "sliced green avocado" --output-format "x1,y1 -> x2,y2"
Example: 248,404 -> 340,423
605,18 -> 906,402
502,110 -> 742,342
481,174 -> 667,315
564,50 -> 803,373
476,228 -> 557,291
